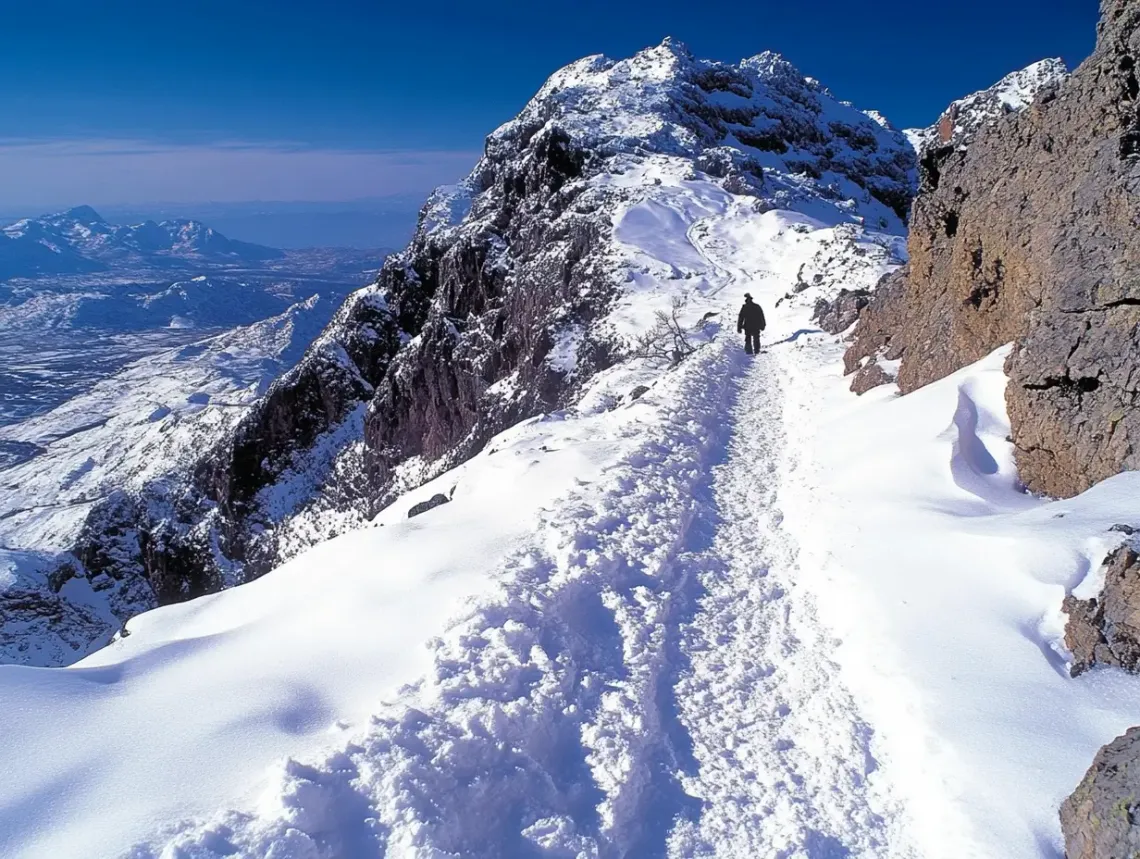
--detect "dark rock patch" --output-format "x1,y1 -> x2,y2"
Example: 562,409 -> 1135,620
812,288 -> 873,335
1064,544 -> 1140,676
408,494 -> 451,519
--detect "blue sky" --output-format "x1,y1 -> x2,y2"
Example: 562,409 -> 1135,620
0,0 -> 1099,208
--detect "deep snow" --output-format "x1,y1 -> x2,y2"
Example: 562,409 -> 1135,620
2,157 -> 1139,859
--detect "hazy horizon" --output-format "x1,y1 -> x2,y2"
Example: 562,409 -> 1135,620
0,197 -> 427,250
0,0 -> 1098,216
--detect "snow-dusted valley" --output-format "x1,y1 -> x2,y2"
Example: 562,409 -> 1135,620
3,5 -> 1140,858
0,208 -> 382,663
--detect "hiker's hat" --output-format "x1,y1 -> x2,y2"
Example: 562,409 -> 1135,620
744,292 -> 752,298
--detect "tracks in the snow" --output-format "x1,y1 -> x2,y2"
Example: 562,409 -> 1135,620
668,350 -> 912,858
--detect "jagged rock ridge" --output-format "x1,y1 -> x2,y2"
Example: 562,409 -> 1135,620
904,59 -> 1068,155
42,39 -> 916,658
846,0 -> 1140,499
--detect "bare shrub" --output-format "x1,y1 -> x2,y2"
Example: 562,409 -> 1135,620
630,296 -> 718,366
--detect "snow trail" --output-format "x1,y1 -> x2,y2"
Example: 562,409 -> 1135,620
667,339 -> 913,858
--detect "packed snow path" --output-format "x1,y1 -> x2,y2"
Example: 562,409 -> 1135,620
668,349 -> 909,858
126,337 -> 915,859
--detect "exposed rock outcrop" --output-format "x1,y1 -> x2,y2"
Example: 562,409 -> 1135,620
1064,543 -> 1140,676
847,0 -> 1140,498
408,493 -> 450,518
812,288 -> 873,334
33,38 -> 915,660
1061,725 -> 1140,859
0,550 -> 125,666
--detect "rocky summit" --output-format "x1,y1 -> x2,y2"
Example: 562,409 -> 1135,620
29,39 -> 915,660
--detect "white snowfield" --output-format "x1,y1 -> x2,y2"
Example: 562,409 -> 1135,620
4,169 -> 1140,859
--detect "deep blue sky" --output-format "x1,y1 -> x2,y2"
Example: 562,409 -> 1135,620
0,0 -> 1100,207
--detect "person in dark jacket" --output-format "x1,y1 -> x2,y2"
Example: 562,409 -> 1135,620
737,293 -> 766,354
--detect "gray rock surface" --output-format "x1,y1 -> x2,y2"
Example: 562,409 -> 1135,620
1064,544 -> 1140,676
846,0 -> 1140,498
812,288 -> 873,334
1061,725 -> 1140,859
849,362 -> 895,394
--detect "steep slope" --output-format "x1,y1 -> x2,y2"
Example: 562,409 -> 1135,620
0,296 -> 345,664
0,127 -> 925,859
847,0 -> 1140,499
42,39 -> 915,662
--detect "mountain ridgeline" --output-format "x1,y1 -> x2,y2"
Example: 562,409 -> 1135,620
0,207 -> 284,279
63,41 -> 916,614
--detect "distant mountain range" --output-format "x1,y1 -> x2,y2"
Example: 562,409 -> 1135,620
0,206 -> 285,279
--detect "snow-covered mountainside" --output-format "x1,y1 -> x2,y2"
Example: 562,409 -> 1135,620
0,297 -> 361,664
43,40 -> 915,665
0,206 -> 283,277
0,225 -> 382,663
904,58 -> 1068,155
7,25 -> 1140,858
0,19 -> 1134,859
2,81 -> 1138,856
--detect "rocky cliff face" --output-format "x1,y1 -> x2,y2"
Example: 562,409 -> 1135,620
1061,724 -> 1140,859
22,39 -> 915,660
1064,541 -> 1140,676
847,0 -> 1140,498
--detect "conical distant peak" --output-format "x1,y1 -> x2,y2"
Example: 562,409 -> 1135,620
64,205 -> 105,224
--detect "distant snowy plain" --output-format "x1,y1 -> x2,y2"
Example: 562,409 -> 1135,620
0,221 -> 382,664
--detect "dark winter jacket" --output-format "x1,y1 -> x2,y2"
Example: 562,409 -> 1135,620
737,299 -> 766,333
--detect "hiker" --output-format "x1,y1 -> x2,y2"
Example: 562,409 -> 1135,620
737,293 -> 766,354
